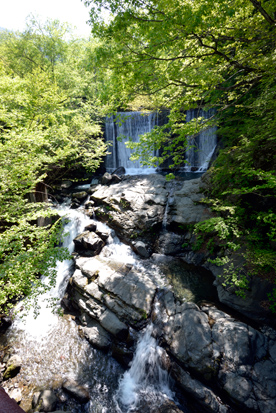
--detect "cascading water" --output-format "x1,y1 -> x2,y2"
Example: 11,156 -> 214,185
117,322 -> 174,412
4,205 -> 179,412
105,112 -> 159,175
105,109 -> 216,174
5,207 -> 125,412
185,108 -> 217,172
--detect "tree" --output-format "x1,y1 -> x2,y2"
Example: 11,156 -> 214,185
0,19 -> 107,313
83,0 -> 275,163
84,0 -> 276,307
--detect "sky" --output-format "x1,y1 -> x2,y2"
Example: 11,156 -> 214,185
0,0 -> 93,37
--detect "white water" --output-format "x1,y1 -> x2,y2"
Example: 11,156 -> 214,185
105,112 -> 159,175
117,323 -> 174,411
105,110 -> 216,174
6,205 -> 177,412
13,206 -> 91,337
185,109 -> 217,172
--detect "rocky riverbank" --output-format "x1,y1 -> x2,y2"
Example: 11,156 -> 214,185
1,172 -> 275,412
65,172 -> 276,412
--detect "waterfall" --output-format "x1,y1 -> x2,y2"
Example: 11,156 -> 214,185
117,323 -> 174,412
105,112 -> 159,175
185,108 -> 217,172
105,110 -> 216,174
13,206 -> 91,336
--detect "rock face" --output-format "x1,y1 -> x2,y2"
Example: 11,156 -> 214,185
70,255 -> 158,333
155,291 -> 276,412
73,231 -> 105,255
89,174 -> 212,254
68,252 -> 276,412
65,173 -> 276,413
167,177 -> 213,229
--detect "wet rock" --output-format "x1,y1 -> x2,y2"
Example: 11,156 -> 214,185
33,389 -> 58,412
171,363 -> 229,413
73,231 -> 104,255
96,228 -> 111,241
112,166 -> 126,176
3,355 -> 22,380
62,378 -> 90,403
79,315 -> 111,351
101,172 -> 112,185
133,240 -> 150,258
70,200 -> 80,209
72,255 -> 158,326
84,222 -> 97,232
111,174 -> 121,183
164,302 -> 214,378
84,199 -> 95,209
91,174 -> 167,241
111,344 -> 133,368
72,191 -> 87,200
157,232 -> 186,255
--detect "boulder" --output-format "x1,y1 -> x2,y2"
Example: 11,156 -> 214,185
112,166 -> 126,176
62,378 -> 90,403
91,174 -> 168,243
33,389 -> 58,412
133,241 -> 150,258
84,222 -> 97,232
73,231 -> 104,255
111,174 -> 121,183
3,355 -> 22,380
101,172 -> 113,185
72,191 -> 87,200
79,317 -> 111,351
71,255 -> 158,327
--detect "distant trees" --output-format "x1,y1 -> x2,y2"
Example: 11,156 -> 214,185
0,18 -> 107,313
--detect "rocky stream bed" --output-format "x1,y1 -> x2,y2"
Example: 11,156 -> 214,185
1,172 -> 275,413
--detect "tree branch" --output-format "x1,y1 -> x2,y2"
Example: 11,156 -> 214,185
248,0 -> 276,26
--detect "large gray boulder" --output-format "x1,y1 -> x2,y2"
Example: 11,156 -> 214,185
91,174 -> 168,244
156,292 -> 276,412
167,177 -> 213,228
73,231 -> 104,255
70,255 -> 159,334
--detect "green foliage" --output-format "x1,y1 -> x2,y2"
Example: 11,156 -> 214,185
83,0 -> 276,310
0,18 -> 108,313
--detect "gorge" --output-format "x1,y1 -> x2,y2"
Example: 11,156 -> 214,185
1,171 -> 275,413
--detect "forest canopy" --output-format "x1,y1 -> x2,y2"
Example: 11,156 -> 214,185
83,0 -> 276,305
0,17 -> 108,313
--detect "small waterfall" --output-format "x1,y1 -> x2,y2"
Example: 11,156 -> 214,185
185,108 -> 217,172
105,112 -> 159,175
117,323 -> 174,412
13,206 -> 91,336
